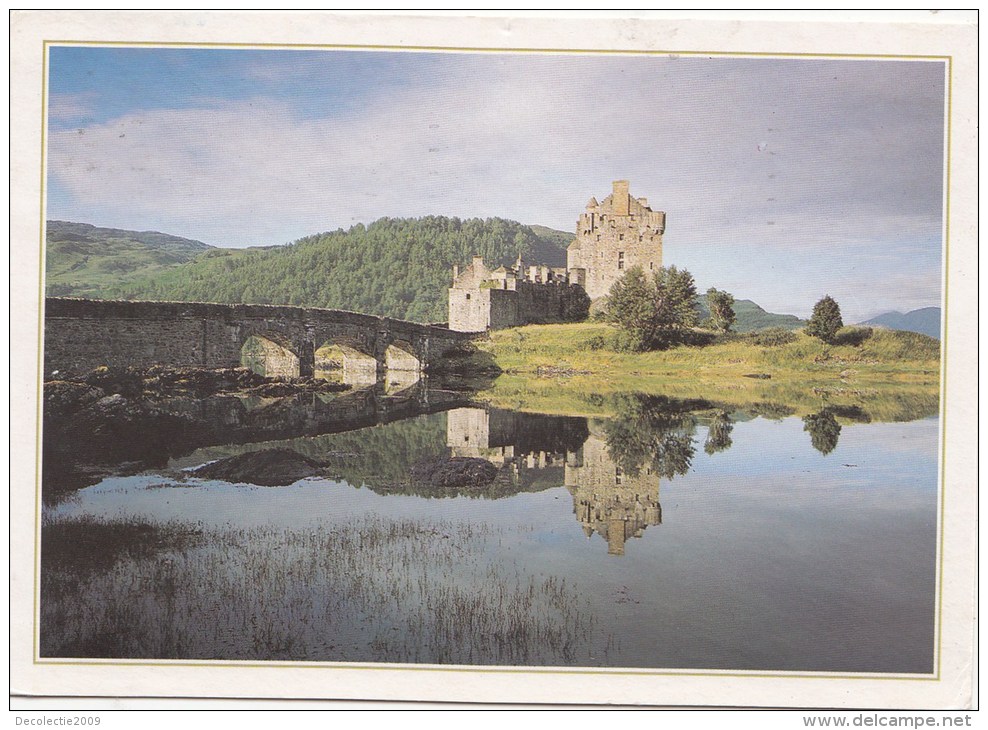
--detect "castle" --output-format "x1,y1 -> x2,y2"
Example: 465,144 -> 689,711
449,180 -> 666,332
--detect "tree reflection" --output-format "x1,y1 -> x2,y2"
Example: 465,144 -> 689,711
704,411 -> 734,455
602,394 -> 699,479
802,409 -> 842,455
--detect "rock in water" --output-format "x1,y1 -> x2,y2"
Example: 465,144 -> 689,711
410,457 -> 498,489
192,448 -> 324,486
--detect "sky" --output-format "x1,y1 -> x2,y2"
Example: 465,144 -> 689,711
45,47 -> 946,322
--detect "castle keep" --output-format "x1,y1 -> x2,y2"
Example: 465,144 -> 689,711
449,181 -> 664,332
568,179 -> 666,301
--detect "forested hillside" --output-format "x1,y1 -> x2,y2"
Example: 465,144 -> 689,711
45,217 -> 810,330
45,221 -> 212,298
107,217 -> 571,323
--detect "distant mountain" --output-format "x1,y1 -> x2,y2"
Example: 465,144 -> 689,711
860,307 -> 941,339
45,221 -> 213,298
697,295 -> 806,333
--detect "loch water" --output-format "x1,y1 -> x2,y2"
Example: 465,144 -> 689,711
40,387 -> 939,673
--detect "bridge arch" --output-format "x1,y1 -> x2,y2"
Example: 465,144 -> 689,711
239,333 -> 304,379
385,338 -> 422,373
315,334 -> 378,386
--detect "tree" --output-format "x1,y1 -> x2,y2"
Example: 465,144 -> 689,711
806,295 -> 843,343
706,288 -> 736,332
605,266 -> 699,350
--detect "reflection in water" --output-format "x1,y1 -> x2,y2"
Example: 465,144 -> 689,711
803,409 -> 842,455
42,380 -> 468,496
40,387 -> 940,672
446,407 -> 587,483
445,404 -> 668,555
601,394 -> 699,479
566,428 -> 662,556
704,411 -> 734,455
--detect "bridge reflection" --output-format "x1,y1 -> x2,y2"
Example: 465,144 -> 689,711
43,379 -> 473,496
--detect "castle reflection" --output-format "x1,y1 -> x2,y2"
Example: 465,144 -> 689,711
567,426 -> 663,556
446,407 -> 664,555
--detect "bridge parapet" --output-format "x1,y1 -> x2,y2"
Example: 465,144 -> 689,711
43,297 -> 476,379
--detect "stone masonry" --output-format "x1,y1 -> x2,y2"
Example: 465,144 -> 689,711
448,255 -> 590,333
568,180 -> 666,301
44,297 -> 475,379
449,181 -> 664,331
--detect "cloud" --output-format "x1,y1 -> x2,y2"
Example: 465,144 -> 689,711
45,52 -> 946,313
47,92 -> 99,124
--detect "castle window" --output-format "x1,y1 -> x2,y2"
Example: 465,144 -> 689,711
465,293 -> 471,300
649,262 -> 654,270
639,235 -> 643,242
617,251 -> 625,270
615,467 -> 623,485
619,234 -> 624,241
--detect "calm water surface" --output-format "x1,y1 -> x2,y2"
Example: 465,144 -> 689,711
41,394 -> 938,672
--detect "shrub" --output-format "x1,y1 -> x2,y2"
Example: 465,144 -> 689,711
706,288 -> 737,333
747,328 -> 797,347
833,326 -> 873,346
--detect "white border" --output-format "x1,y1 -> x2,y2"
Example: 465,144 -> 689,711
9,10 -> 978,709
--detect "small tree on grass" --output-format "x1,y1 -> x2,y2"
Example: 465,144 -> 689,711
605,265 -> 698,351
806,295 -> 843,343
706,288 -> 736,333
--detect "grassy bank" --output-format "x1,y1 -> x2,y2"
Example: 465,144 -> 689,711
471,322 -> 941,421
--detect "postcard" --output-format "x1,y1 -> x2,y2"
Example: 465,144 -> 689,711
9,10 -> 978,710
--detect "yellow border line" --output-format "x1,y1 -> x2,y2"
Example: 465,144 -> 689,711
43,39 -> 949,61
934,54 -> 953,683
33,39 -> 952,686
34,41 -> 50,664
32,657 -> 937,681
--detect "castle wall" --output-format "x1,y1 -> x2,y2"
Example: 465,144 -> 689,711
513,282 -> 590,326
448,281 -> 589,332
448,288 -> 492,332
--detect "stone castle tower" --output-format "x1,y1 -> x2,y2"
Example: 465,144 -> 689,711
448,180 -> 663,331
567,180 -> 666,301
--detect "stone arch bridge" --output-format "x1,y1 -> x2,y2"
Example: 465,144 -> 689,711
43,298 -> 477,380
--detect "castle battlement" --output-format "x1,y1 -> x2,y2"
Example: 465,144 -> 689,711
568,180 -> 665,300
449,181 -> 662,332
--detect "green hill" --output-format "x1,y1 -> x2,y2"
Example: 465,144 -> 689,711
696,294 -> 806,333
45,218 -> 808,329
106,217 -> 571,323
45,221 -> 213,298
526,225 -> 573,266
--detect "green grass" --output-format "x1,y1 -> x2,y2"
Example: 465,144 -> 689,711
471,322 -> 940,421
